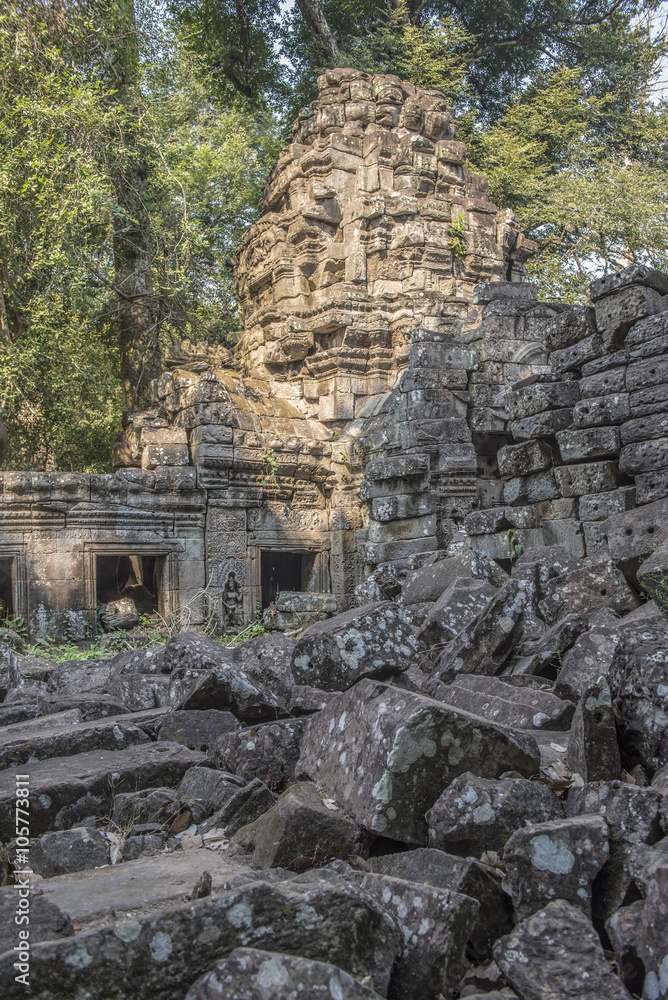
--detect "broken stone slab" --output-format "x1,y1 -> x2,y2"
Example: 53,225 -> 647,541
0,888 -> 73,954
567,780 -> 663,845
231,781 -> 370,871
0,742 -> 209,838
601,496 -> 668,562
0,642 -> 21,700
400,549 -> 508,605
566,675 -> 621,781
112,786 -> 182,827
359,871 -> 478,998
636,539 -> 668,607
502,814 -> 609,918
200,777 -> 276,838
0,715 -> 151,770
433,575 -> 534,683
0,874 -> 402,1000
426,772 -> 564,858
215,718 -> 307,791
605,900 -> 646,997
156,709 -> 240,751
416,577 -> 497,660
177,766 -> 246,816
634,865 -> 668,1000
107,671 -> 169,712
553,616 -> 624,702
369,847 -> 513,961
426,675 -> 575,731
513,544 -> 582,595
0,703 -> 41,727
494,899 -> 632,1000
170,662 -> 283,723
30,827 -> 110,877
296,679 -> 540,843
609,619 -> 668,773
290,601 -> 419,692
508,613 -> 588,677
163,632 -> 288,720
538,554 -> 639,624
184,949 -> 384,1000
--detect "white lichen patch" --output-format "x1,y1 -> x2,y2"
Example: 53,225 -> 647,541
149,931 -> 172,963
529,835 -> 575,874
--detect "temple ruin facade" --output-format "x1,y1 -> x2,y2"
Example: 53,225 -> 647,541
1,67 -> 668,639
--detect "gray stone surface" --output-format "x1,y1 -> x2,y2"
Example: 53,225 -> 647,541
495,899 -> 632,999
290,602 -> 419,691
0,715 -> 150,770
567,675 -> 621,781
369,847 -> 513,960
609,620 -> 668,773
156,709 -> 240,751
0,874 -> 402,1000
216,718 -> 307,791
401,550 -> 508,605
297,679 -> 540,843
426,772 -> 564,857
232,782 -> 369,870
502,814 -> 609,918
417,577 -> 497,660
185,949 -> 384,1000
434,576 -> 534,682
359,871 -> 478,998
0,742 -> 208,838
30,827 -> 110,876
0,888 -> 74,954
539,554 -> 639,623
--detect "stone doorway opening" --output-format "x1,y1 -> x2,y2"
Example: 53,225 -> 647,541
95,554 -> 164,616
0,558 -> 13,618
260,550 -> 316,608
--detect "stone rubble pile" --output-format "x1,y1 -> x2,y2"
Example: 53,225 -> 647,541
1,529 -> 668,999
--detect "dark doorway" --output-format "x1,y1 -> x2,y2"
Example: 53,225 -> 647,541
0,559 -> 13,619
95,554 -> 163,615
261,551 -> 303,608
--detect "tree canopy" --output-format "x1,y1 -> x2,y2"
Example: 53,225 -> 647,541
1,0 -> 667,469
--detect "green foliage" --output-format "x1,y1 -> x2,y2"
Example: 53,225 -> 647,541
468,67 -> 668,301
0,1 -> 280,470
449,213 -> 468,261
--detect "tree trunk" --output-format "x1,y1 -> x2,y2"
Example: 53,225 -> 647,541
110,0 -> 162,412
295,0 -> 341,62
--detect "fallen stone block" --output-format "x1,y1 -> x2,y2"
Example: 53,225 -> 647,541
509,612 -> 588,677
0,874 -> 402,1000
433,576 -> 534,683
634,865 -> 668,1000
232,781 -> 369,871
360,871 -> 478,998
538,554 -> 639,624
0,715 -> 150,770
184,949 -> 384,1000
200,777 -> 276,837
416,577 -> 496,660
495,899 -> 632,1000
566,675 -> 621,781
426,772 -> 564,858
401,550 -> 508,605
0,742 -> 208,838
0,643 -> 20,701
156,709 -> 240,751
290,602 -> 419,691
297,679 -> 540,843
215,718 -> 307,791
0,889 -> 73,954
427,675 -> 574,731
502,814 -> 609,918
369,846 -> 513,961
30,827 -> 110,877
112,787 -> 182,827
609,619 -> 668,773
